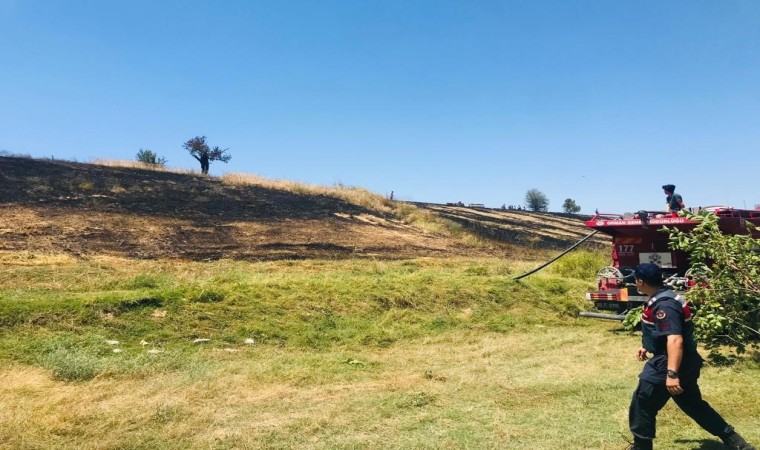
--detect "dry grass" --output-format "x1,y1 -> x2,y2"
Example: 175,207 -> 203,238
91,158 -> 198,175
0,204 -> 503,261
1,327 -> 757,449
424,204 -> 608,246
222,172 -> 396,216
91,161 -> 397,218
42,160 -> 494,258
0,251 -> 79,267
222,172 -> 493,247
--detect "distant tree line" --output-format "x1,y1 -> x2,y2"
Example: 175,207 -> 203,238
506,189 -> 582,214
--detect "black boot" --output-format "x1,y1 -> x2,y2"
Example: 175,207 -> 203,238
722,432 -> 757,450
626,437 -> 653,450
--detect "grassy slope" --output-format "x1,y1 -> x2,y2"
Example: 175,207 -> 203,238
0,254 -> 757,450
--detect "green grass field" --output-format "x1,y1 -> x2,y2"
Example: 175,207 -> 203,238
0,251 -> 757,449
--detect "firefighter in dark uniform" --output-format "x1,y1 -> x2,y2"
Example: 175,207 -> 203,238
662,184 -> 685,212
627,263 -> 755,450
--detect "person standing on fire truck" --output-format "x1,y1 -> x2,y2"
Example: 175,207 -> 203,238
662,184 -> 685,212
626,263 -> 755,450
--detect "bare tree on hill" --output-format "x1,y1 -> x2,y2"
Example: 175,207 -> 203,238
183,136 -> 231,175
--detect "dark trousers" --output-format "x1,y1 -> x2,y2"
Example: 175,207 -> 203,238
629,378 -> 732,440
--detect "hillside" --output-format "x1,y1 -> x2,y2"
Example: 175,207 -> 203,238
0,156 -> 608,261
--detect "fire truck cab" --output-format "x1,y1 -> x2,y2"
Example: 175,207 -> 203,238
582,207 -> 760,320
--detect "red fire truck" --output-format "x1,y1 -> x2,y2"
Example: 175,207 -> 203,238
581,207 -> 760,320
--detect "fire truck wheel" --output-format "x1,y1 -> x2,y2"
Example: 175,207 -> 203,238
596,266 -> 624,281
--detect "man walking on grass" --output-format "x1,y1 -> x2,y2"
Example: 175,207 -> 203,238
626,263 -> 755,450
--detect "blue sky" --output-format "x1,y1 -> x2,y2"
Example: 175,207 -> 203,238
2,1 -> 759,214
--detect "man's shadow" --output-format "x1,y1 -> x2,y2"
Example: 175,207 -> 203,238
674,438 -> 725,449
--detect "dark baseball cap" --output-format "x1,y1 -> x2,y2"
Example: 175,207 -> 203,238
634,263 -> 662,284
662,184 -> 676,192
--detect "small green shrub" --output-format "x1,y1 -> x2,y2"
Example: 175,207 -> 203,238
44,347 -> 103,381
136,148 -> 167,166
32,336 -> 109,382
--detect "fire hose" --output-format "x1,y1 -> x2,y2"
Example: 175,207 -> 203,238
512,230 -> 600,280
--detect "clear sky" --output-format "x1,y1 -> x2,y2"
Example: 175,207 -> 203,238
2,1 -> 759,214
